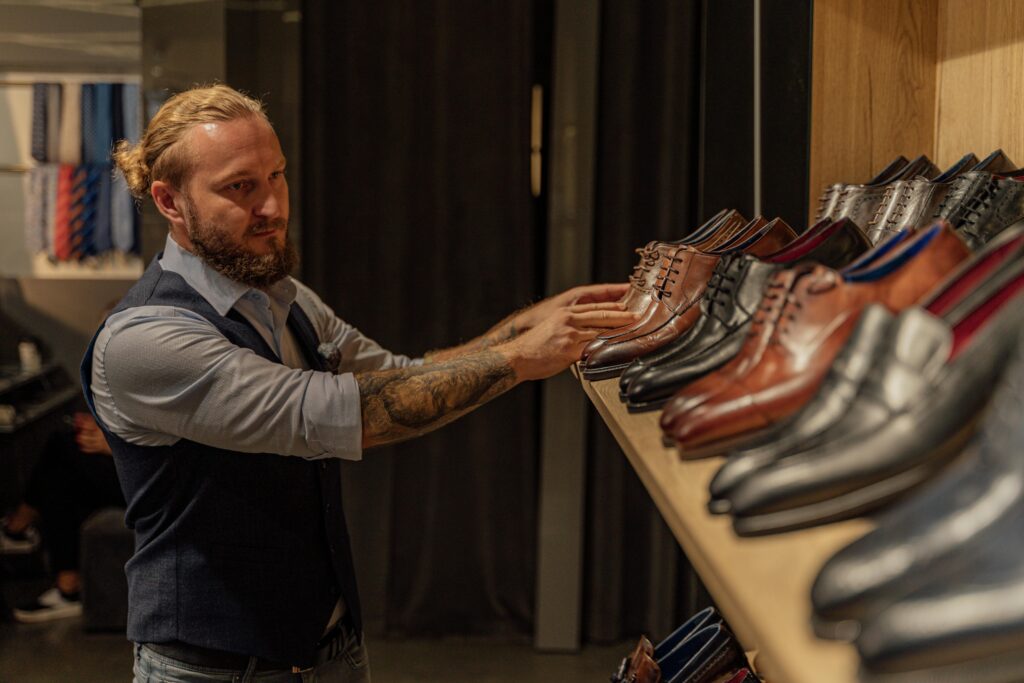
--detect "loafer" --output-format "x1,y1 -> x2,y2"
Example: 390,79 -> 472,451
658,623 -> 747,683
707,304 -> 894,513
728,270 -> 1024,535
812,301 -> 1024,634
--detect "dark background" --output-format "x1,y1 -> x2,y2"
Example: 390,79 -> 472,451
301,0 -> 811,641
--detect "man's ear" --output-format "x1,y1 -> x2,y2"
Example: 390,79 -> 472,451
151,180 -> 187,231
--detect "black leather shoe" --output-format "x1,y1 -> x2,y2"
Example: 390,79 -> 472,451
728,253 -> 1024,535
857,506 -> 1024,680
812,311 -> 1024,637
864,152 -> 980,245
935,168 -> 1024,249
815,156 -> 909,222
707,304 -> 895,513
830,155 -> 940,234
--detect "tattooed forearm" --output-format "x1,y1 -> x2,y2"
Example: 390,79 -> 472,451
423,310 -> 522,363
356,350 -> 518,448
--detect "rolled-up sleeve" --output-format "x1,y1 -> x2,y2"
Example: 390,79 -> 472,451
292,281 -> 424,372
92,307 -> 364,460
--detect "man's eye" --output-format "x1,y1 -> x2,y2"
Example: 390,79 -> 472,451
227,181 -> 251,192
270,171 -> 286,181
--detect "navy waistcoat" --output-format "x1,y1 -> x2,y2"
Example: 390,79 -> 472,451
81,257 -> 361,667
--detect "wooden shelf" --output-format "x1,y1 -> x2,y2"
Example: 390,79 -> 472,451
578,370 -> 872,683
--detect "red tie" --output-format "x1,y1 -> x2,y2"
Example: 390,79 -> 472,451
53,164 -> 75,261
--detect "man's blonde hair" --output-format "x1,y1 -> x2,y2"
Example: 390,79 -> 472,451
112,84 -> 268,200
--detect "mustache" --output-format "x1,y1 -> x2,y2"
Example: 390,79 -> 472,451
247,219 -> 288,235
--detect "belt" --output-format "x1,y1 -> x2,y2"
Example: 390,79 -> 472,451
144,622 -> 345,674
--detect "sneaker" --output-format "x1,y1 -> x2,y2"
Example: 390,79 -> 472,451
0,522 -> 41,555
13,587 -> 83,623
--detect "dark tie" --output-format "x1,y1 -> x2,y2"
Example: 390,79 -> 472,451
31,84 -> 48,162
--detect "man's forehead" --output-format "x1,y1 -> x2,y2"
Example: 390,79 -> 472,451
187,118 -> 283,172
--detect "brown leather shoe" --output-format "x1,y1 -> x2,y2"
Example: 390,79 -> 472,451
661,223 -> 970,455
594,210 -> 750,341
581,218 -> 795,379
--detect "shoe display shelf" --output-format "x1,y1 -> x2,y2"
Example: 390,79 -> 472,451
576,368 -> 869,683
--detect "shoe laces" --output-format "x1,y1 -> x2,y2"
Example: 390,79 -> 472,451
815,185 -> 848,222
870,181 -> 914,233
627,246 -> 660,287
707,256 -> 741,316
748,276 -> 791,338
654,249 -> 688,299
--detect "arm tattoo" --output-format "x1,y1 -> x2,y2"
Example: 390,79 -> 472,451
423,314 -> 521,362
356,350 -> 517,448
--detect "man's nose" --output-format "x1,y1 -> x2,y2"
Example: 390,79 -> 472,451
254,187 -> 284,219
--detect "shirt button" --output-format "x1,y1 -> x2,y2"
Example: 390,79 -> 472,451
325,503 -> 332,512
330,545 -> 336,554
321,462 -> 328,470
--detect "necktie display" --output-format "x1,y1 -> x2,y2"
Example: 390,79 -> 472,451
19,79 -> 142,259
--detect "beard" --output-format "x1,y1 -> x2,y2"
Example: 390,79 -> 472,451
184,199 -> 298,289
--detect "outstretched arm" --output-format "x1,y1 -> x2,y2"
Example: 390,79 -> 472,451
356,299 -> 635,449
423,282 -> 629,362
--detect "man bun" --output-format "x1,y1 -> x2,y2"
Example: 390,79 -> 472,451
112,138 -> 151,199
112,84 -> 268,201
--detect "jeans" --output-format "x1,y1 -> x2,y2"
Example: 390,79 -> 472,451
132,624 -> 370,683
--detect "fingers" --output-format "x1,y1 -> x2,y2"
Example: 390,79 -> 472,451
568,301 -> 628,313
572,282 -> 631,304
568,309 -> 640,329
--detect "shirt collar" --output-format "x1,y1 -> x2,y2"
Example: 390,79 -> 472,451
158,234 -> 297,317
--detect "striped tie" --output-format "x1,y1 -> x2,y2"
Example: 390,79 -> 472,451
69,165 -> 101,259
53,164 -> 75,261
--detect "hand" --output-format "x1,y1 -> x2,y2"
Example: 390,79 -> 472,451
73,412 -> 113,456
513,283 -> 630,332
500,301 -> 637,381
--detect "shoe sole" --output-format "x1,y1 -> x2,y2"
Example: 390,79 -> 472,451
626,397 -> 669,413
581,363 -> 632,381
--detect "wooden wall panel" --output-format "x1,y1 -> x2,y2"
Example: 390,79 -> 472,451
935,0 -> 1024,168
808,0 -> 937,222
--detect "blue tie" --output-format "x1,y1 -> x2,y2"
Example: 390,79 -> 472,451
93,164 -> 113,254
112,84 -> 141,253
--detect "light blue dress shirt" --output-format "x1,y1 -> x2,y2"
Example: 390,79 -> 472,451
90,234 -> 421,460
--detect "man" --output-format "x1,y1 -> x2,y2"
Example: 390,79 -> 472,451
83,84 -> 634,682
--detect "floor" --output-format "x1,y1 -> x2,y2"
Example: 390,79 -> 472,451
0,580 -> 628,683
0,624 -> 627,683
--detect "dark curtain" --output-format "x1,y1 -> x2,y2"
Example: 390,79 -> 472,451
583,0 -> 711,643
302,0 -> 543,636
